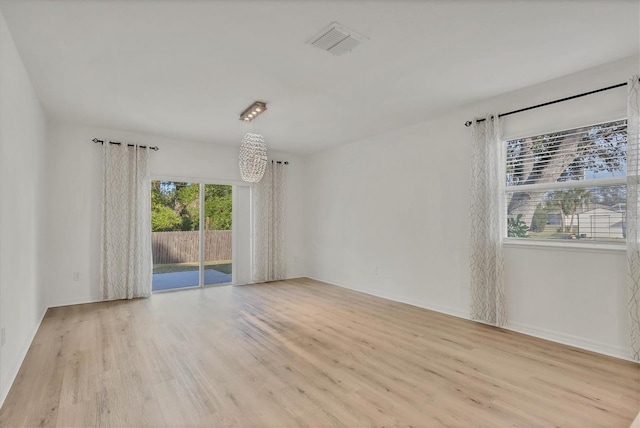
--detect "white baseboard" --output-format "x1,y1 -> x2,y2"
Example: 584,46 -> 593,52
305,275 -> 469,320
505,320 -> 632,362
48,296 -> 102,308
2,277 -> 631,414
234,275 -> 305,286
304,276 -> 634,363
0,305 -> 47,409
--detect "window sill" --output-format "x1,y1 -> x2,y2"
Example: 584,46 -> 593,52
502,238 -> 626,253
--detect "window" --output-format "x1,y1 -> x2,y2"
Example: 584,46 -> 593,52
505,119 -> 627,243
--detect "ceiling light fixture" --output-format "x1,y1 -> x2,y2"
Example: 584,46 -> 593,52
239,101 -> 267,122
238,101 -> 268,183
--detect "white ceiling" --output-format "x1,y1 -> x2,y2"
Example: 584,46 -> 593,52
1,0 -> 638,154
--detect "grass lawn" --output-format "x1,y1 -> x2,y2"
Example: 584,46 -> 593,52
528,224 -> 573,240
527,224 -> 624,242
153,260 -> 232,274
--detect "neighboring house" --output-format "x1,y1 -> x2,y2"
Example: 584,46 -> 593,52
547,212 -> 563,226
577,206 -> 626,240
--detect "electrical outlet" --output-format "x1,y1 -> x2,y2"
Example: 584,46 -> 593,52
1,327 -> 5,347
73,272 -> 80,281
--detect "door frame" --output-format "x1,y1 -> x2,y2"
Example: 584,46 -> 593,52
150,175 -> 251,290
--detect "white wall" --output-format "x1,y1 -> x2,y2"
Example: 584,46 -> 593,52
45,122 -> 307,306
304,55 -> 639,360
305,112 -> 471,317
0,11 -> 48,406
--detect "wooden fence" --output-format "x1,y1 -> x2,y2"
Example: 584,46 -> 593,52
152,230 -> 232,264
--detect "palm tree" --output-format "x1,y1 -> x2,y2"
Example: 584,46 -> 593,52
546,189 -> 591,233
565,188 -> 591,233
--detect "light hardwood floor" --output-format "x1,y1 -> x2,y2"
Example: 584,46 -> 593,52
0,278 -> 638,427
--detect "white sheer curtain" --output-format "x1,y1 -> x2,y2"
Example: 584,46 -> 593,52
252,161 -> 286,282
469,115 -> 506,326
627,75 -> 640,361
100,143 -> 152,300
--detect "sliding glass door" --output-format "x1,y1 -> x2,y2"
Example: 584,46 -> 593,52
150,180 -> 232,291
203,184 -> 233,286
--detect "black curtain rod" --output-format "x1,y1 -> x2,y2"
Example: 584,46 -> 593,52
92,138 -> 159,151
464,81 -> 629,127
271,160 -> 289,165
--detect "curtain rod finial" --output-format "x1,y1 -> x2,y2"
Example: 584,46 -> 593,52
465,121 -> 473,127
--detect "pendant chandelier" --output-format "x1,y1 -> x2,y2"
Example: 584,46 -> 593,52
239,132 -> 267,183
238,101 -> 268,183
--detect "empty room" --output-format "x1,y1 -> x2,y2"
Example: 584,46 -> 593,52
0,0 -> 639,426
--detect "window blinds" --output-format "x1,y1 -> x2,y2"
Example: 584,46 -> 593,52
504,119 -> 628,242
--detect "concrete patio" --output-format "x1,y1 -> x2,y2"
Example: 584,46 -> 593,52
152,268 -> 232,291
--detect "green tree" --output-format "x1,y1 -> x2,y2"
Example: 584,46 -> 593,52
151,182 -> 182,231
204,186 -> 232,230
507,120 -> 626,228
175,183 -> 200,231
150,181 -> 233,232
151,205 -> 182,231
530,204 -> 547,233
545,188 -> 591,233
507,214 -> 528,238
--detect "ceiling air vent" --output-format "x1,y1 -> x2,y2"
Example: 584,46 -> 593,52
308,22 -> 368,56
